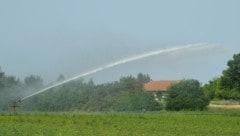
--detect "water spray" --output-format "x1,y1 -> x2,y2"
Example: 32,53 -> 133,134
18,43 -> 214,102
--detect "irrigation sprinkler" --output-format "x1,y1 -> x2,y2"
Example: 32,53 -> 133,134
10,99 -> 22,115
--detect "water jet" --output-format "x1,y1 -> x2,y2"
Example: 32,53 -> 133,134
19,43 -> 214,102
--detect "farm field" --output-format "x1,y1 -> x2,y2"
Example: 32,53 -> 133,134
1,109 -> 240,136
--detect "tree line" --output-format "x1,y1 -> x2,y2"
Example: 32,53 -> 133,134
0,72 -> 162,112
0,52 -> 240,111
0,70 -> 209,112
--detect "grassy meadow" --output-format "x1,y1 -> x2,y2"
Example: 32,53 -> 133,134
1,108 -> 240,136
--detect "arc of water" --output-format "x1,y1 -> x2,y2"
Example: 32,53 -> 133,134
20,43 -> 212,101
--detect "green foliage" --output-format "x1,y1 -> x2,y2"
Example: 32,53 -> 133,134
216,52 -> 240,99
0,72 -> 20,89
119,76 -> 143,90
216,88 -> 240,99
114,91 -> 162,111
137,72 -> 151,83
24,75 -> 43,89
23,79 -> 90,111
203,77 -> 221,99
22,75 -> 161,112
0,71 -> 23,111
203,53 -> 240,99
166,79 -> 209,111
221,53 -> 240,90
57,74 -> 65,82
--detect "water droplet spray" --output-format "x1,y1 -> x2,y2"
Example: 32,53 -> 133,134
19,43 -> 214,101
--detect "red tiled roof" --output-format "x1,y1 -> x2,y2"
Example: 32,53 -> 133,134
144,80 -> 179,91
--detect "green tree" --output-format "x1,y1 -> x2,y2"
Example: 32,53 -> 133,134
203,53 -> 240,99
24,75 -> 43,89
0,68 -> 4,88
137,73 -> 151,83
166,79 -> 209,111
119,76 -> 143,91
0,70 -> 22,111
0,71 -> 20,89
57,74 -> 65,82
203,77 -> 221,99
221,53 -> 240,90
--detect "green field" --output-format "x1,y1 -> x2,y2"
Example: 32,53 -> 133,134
1,109 -> 240,136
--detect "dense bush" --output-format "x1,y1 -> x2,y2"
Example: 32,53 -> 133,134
113,91 -> 162,112
166,79 -> 209,111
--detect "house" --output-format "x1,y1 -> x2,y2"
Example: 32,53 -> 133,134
144,80 -> 179,100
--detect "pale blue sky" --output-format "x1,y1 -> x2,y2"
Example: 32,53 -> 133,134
0,0 -> 239,84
